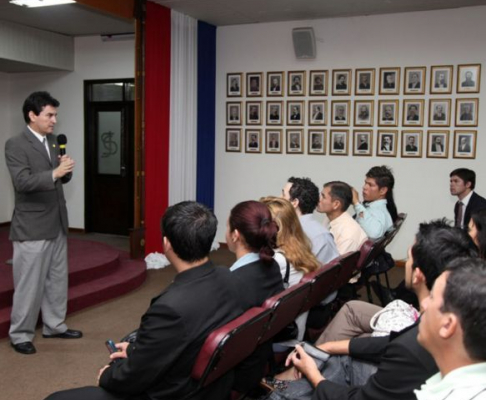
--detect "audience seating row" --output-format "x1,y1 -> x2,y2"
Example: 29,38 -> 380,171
190,215 -> 406,398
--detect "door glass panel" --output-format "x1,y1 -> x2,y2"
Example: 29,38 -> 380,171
97,111 -> 121,175
91,83 -> 123,101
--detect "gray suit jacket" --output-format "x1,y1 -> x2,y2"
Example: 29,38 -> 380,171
5,127 -> 70,241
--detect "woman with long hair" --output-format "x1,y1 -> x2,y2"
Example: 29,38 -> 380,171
227,200 -> 284,309
469,209 -> 486,258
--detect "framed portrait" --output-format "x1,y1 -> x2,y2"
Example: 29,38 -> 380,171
332,69 -> 352,96
429,99 -> 451,127
404,67 -> 426,95
287,101 -> 304,125
309,100 -> 327,126
354,100 -> 374,126
288,71 -> 306,96
453,130 -> 477,159
378,100 -> 399,127
266,101 -> 283,125
355,68 -> 375,95
427,130 -> 449,159
330,130 -> 349,155
265,129 -> 283,154
246,72 -> 263,97
377,130 -> 397,157
245,129 -> 262,153
353,130 -> 373,156
331,100 -> 350,126
402,99 -> 424,127
227,73 -> 243,97
267,71 -> 284,97
379,67 -> 400,95
226,129 -> 241,152
457,64 -> 481,93
430,65 -> 453,94
286,129 -> 304,154
308,130 -> 326,155
226,102 -> 242,125
246,101 -> 262,125
401,130 -> 423,158
456,98 -> 479,127
309,70 -> 328,96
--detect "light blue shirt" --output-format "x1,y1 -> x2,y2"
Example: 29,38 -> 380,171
354,199 -> 393,239
229,252 -> 259,272
299,214 -> 339,265
415,362 -> 486,400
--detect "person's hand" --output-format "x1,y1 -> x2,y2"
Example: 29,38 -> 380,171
53,155 -> 75,179
351,187 -> 360,205
289,345 -> 324,388
109,342 -> 129,361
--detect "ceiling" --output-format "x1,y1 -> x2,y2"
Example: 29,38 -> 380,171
1,0 -> 486,37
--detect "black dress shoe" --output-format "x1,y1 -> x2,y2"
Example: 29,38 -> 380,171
11,341 -> 37,354
43,329 -> 83,339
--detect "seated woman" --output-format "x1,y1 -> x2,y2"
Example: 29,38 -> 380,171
261,197 -> 321,341
351,165 -> 397,239
468,209 -> 486,258
227,200 -> 284,308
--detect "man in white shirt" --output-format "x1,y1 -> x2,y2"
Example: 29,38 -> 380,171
317,181 -> 367,255
415,257 -> 486,400
449,168 -> 486,230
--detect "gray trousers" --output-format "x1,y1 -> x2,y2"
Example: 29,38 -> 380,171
269,355 -> 378,400
9,231 -> 68,344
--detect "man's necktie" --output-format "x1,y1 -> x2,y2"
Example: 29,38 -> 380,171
455,201 -> 464,228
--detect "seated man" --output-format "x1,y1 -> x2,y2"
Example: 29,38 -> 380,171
270,219 -> 477,400
282,177 -> 338,265
45,201 -> 245,400
415,258 -> 486,400
352,166 -> 397,239
317,181 -> 368,255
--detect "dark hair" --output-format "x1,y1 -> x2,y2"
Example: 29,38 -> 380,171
324,181 -> 352,212
22,91 -> 60,123
161,201 -> 217,263
470,209 -> 486,258
450,168 -> 476,190
229,200 -> 277,265
366,165 -> 398,222
288,177 -> 319,215
411,219 -> 478,290
442,257 -> 486,360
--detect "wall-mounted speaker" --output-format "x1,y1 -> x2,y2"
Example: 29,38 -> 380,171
292,27 -> 316,59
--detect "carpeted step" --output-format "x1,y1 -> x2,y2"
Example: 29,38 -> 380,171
0,256 -> 146,339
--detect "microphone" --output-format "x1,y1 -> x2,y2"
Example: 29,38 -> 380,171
57,134 -> 67,156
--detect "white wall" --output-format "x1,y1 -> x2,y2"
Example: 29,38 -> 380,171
215,6 -> 486,259
3,36 -> 134,229
0,72 -> 12,222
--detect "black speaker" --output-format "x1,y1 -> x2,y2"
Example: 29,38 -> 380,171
292,27 -> 316,59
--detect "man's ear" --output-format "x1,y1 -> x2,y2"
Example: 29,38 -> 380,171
378,186 -> 389,198
413,266 -> 426,286
291,198 -> 300,210
231,229 -> 240,243
28,110 -> 37,123
163,236 -> 172,252
465,181 -> 472,190
439,313 -> 458,340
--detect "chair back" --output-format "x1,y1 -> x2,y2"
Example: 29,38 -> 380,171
259,281 -> 311,343
191,307 -> 272,387
356,237 -> 387,271
383,212 -> 407,248
332,251 -> 361,289
300,259 -> 341,312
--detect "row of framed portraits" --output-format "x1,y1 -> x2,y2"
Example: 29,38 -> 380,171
227,98 -> 479,127
226,128 -> 477,159
227,64 -> 481,97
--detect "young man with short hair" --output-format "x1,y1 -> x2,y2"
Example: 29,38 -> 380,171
449,168 -> 486,229
415,257 -> 486,400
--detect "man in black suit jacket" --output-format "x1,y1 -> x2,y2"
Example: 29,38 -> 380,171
450,168 -> 486,229
46,202 -> 245,400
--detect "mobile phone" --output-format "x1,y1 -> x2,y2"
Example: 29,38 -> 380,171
105,339 -> 118,354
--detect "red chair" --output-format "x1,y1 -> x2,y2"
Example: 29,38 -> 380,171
191,307 -> 272,390
259,281 -> 312,344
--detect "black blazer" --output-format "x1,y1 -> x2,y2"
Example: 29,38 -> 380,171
313,323 -> 438,400
456,191 -> 486,230
99,262 -> 244,400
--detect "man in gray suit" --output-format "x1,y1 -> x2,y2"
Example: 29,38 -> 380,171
5,92 -> 81,355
